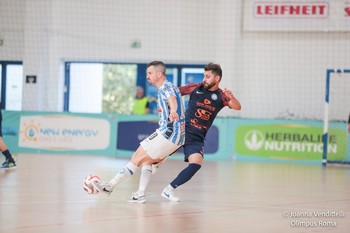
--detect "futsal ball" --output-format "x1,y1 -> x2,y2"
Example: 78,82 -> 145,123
83,175 -> 100,195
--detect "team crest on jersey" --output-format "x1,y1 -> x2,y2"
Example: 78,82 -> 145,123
211,93 -> 218,100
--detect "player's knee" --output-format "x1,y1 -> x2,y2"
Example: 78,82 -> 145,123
131,153 -> 148,166
188,153 -> 203,165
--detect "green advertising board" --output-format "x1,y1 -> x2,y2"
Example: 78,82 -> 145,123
235,124 -> 347,161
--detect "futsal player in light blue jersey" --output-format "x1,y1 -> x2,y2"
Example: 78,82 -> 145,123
92,61 -> 185,199
157,80 -> 186,145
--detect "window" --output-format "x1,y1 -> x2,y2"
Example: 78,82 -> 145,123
0,61 -> 23,110
66,63 -> 137,114
64,62 -> 204,114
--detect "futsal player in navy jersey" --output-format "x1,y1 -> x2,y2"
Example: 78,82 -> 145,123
92,61 -> 186,200
130,63 -> 241,202
162,62 -> 241,201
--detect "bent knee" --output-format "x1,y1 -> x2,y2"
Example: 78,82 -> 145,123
188,153 -> 203,165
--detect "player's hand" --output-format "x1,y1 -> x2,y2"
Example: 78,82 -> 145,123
222,88 -> 241,110
222,88 -> 234,100
169,111 -> 179,122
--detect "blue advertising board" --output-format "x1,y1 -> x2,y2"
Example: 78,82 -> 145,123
117,120 -> 219,156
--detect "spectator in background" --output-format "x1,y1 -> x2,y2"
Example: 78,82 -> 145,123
133,86 -> 150,115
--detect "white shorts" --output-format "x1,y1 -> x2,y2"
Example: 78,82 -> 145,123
140,129 -> 181,159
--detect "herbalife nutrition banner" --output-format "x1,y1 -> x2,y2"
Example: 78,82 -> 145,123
243,0 -> 350,31
235,120 -> 347,161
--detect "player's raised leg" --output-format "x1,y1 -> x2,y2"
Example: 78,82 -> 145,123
93,145 -> 155,195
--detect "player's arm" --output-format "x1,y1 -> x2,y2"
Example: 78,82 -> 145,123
179,82 -> 202,96
222,88 -> 241,110
228,96 -> 241,110
168,96 -> 179,122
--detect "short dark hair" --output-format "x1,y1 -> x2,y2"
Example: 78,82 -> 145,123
204,63 -> 222,79
147,61 -> 166,75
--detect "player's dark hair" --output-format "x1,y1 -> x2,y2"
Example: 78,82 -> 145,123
204,63 -> 222,79
147,61 -> 166,75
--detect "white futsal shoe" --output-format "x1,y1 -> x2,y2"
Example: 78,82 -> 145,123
161,187 -> 180,202
128,191 -> 146,204
93,181 -> 113,195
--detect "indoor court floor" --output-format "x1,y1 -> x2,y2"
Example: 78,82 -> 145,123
0,153 -> 349,233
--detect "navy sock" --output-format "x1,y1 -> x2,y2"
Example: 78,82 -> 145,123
2,150 -> 14,162
170,163 -> 201,189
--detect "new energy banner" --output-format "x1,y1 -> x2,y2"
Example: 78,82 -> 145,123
19,115 -> 111,150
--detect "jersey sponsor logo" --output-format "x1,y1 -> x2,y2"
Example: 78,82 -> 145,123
195,109 -> 212,121
211,93 -> 218,100
196,102 -> 216,111
204,99 -> 211,105
196,90 -> 204,94
190,118 -> 208,130
162,85 -> 170,92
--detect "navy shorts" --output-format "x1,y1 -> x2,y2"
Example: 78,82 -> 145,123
183,129 -> 205,162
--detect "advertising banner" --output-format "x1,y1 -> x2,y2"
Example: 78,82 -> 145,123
243,0 -> 350,31
3,111 -> 348,162
117,121 -> 158,150
235,123 -> 347,161
19,115 -> 111,150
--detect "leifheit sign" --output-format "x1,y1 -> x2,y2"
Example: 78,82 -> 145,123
254,2 -> 328,18
244,0 -> 350,31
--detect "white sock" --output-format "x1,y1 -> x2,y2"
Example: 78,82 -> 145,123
166,184 -> 175,191
110,162 -> 139,187
138,165 -> 152,194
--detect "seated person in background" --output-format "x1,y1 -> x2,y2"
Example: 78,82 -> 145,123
133,86 -> 150,115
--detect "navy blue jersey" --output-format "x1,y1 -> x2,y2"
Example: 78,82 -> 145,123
179,83 -> 230,139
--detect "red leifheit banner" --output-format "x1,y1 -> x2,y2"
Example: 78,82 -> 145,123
254,2 -> 329,18
244,0 -> 350,31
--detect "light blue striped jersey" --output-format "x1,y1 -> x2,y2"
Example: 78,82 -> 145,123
157,80 -> 186,146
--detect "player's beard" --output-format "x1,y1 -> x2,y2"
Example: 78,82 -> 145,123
203,81 -> 215,90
